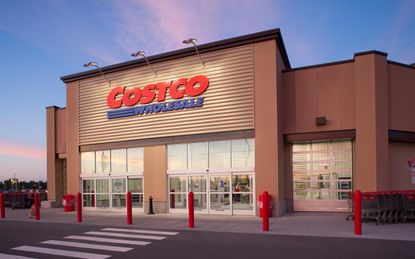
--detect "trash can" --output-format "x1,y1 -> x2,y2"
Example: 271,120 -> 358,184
63,194 -> 75,212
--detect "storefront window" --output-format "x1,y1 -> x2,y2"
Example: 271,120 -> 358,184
169,176 -> 188,209
188,142 -> 208,170
168,144 -> 187,170
209,140 -> 231,168
111,149 -> 127,173
82,179 -> 95,207
128,178 -> 144,208
127,148 -> 144,172
231,139 -> 255,168
96,150 -> 110,173
112,178 -> 126,208
96,179 -> 109,208
81,152 -> 95,174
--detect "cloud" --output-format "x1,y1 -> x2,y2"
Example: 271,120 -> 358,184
0,142 -> 45,160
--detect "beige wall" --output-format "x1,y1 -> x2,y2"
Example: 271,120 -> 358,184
55,109 -> 67,154
144,145 -> 167,213
46,107 -> 57,201
66,81 -> 80,195
254,40 -> 281,216
388,64 -> 415,132
389,142 -> 415,190
282,62 -> 356,134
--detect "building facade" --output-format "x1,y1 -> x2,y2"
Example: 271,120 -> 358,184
47,29 -> 415,216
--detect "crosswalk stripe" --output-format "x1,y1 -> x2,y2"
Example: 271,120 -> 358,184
11,246 -> 110,259
41,240 -> 133,252
101,228 -> 179,236
64,235 -> 151,246
85,231 -> 166,240
0,253 -> 36,259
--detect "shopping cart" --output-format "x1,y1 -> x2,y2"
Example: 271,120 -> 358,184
403,191 -> 415,223
345,192 -> 354,221
361,192 -> 382,225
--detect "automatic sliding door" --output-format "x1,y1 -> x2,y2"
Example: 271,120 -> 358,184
209,175 -> 231,214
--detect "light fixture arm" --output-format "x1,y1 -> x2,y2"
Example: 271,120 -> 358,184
191,41 -> 205,67
94,65 -> 112,87
130,51 -> 157,77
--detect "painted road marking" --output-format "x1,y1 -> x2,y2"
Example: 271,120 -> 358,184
84,231 -> 166,240
101,228 -> 179,236
64,235 -> 151,246
11,246 -> 110,259
0,253 -> 36,259
41,240 -> 133,252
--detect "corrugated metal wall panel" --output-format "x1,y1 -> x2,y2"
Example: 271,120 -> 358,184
78,44 -> 254,145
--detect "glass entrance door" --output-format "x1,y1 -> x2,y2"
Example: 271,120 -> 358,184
209,175 -> 231,214
292,140 -> 353,212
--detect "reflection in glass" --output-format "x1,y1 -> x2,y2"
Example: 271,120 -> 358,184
193,194 -> 207,210
231,175 -> 251,192
232,194 -> 253,210
112,178 -> 126,193
111,149 -> 127,173
96,150 -> 110,173
209,141 -> 231,168
170,194 -> 187,209
127,148 -> 144,172
231,139 -> 255,168
188,142 -> 208,169
96,179 -> 109,193
83,179 -> 95,193
168,144 -> 187,170
132,194 -> 143,208
83,194 -> 95,207
81,152 -> 95,174
128,178 -> 143,193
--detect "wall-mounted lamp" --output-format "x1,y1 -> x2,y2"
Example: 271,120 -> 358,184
83,62 -> 111,86
131,51 -> 157,77
315,116 -> 327,126
183,38 -> 205,67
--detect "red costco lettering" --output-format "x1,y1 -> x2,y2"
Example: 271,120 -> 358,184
106,75 -> 209,109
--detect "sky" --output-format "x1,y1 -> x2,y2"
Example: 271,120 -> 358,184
0,0 -> 414,181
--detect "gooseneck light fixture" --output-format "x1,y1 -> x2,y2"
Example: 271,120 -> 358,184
183,38 -> 205,67
83,61 -> 111,86
131,51 -> 157,77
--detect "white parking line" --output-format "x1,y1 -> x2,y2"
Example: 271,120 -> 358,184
84,231 -> 166,240
64,235 -> 151,246
41,240 -> 133,252
11,246 -> 110,259
101,228 -> 179,236
0,253 -> 36,259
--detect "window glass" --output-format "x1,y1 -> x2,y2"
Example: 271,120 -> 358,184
96,179 -> 109,193
128,178 -> 143,193
127,148 -> 144,172
81,152 -> 95,174
96,150 -> 110,173
210,175 -> 230,192
232,175 -> 252,192
231,139 -> 255,168
189,176 -> 206,192
209,140 -> 231,168
111,149 -> 127,173
169,176 -> 187,192
168,144 -> 187,170
188,142 -> 208,169
82,179 -> 95,193
111,178 -> 126,193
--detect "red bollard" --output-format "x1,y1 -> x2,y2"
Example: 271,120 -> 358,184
354,190 -> 362,235
0,193 -> 5,218
77,192 -> 82,223
188,192 -> 194,228
262,191 -> 269,231
34,192 -> 40,220
127,192 -> 132,225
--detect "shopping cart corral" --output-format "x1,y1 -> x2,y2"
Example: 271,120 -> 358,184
347,190 -> 415,225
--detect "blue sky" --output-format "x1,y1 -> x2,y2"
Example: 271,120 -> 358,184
0,0 -> 414,181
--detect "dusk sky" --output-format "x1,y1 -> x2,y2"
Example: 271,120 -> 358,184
0,0 -> 414,181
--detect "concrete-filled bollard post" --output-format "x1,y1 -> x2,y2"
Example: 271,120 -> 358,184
262,191 -> 269,231
0,192 -> 5,218
77,192 -> 82,223
188,192 -> 194,228
127,192 -> 132,225
35,192 -> 40,220
354,190 -> 362,235
148,196 -> 155,215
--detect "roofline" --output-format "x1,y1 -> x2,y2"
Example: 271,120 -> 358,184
61,28 -> 291,83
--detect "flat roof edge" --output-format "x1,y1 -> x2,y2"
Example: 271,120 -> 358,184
61,28 -> 291,83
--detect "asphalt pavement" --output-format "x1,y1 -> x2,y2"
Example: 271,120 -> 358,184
1,221 -> 415,259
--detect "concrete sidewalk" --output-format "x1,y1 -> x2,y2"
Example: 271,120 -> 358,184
2,208 -> 415,241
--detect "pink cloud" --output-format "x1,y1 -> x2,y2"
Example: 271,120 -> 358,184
0,143 -> 45,160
